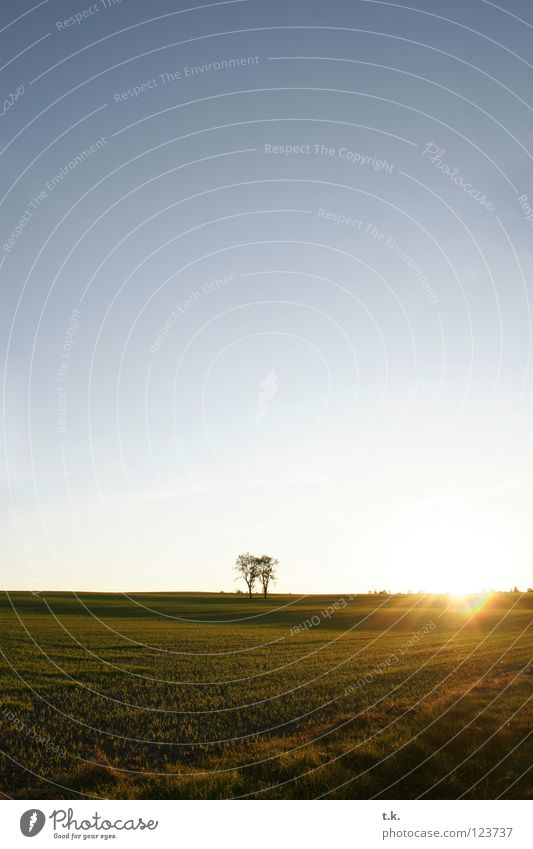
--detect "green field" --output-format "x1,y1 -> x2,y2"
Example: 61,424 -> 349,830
0,591 -> 531,799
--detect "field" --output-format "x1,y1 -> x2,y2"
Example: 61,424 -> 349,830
0,591 -> 531,800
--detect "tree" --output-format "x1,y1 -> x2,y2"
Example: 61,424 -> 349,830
234,553 -> 260,599
258,555 -> 278,599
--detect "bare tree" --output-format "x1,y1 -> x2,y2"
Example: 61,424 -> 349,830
258,555 -> 278,599
234,553 -> 260,599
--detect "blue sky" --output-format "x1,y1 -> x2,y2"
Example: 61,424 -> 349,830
1,0 -> 533,592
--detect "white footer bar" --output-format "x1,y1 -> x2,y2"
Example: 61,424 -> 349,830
4,799 -> 529,848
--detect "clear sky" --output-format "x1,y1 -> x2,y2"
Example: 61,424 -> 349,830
1,0 -> 532,593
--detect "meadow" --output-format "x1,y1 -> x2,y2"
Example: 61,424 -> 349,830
0,591 -> 531,799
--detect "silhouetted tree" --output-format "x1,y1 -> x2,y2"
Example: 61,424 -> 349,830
234,553 -> 260,599
258,555 -> 278,599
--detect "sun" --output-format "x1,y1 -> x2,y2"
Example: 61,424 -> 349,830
386,514 -> 513,594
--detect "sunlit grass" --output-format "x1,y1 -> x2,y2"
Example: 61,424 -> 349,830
0,591 -> 531,799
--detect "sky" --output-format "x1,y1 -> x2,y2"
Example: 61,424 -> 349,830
1,0 -> 533,593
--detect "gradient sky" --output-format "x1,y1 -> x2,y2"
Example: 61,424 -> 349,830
1,0 -> 533,592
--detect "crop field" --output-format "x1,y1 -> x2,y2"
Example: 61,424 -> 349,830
0,591 -> 531,800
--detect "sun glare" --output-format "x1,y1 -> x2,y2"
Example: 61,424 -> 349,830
386,515 -> 513,595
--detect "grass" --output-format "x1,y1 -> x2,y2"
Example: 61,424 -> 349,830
0,590 -> 531,799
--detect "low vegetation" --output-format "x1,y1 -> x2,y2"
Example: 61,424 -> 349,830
0,591 -> 531,799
